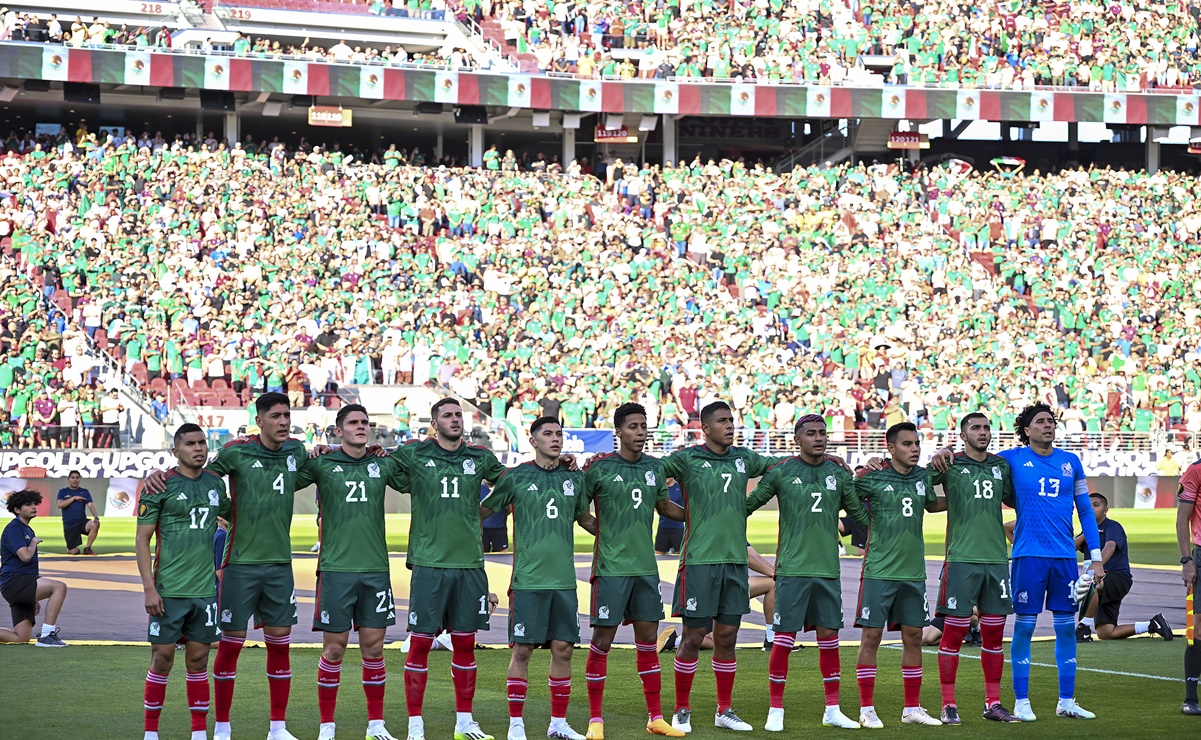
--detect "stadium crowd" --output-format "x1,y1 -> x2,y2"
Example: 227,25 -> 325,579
0,128 -> 1197,449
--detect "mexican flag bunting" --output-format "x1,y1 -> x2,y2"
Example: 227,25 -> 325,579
328,65 -> 360,97
1029,91 -> 1055,121
124,50 -> 152,86
623,82 -> 654,112
282,60 -> 308,95
205,56 -> 230,90
507,74 -> 532,108
775,86 -> 806,117
406,69 -> 435,101
1103,93 -> 1127,123
176,55 -> 204,88
730,83 -> 756,116
924,89 -> 957,120
1176,94 -> 1200,125
807,86 -> 831,117
956,89 -> 981,119
653,81 -> 679,114
848,88 -> 881,118
578,80 -> 602,111
881,88 -> 907,119
434,71 -> 459,103
41,46 -> 69,81
359,68 -> 385,99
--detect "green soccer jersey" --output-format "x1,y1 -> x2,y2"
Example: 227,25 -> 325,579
579,452 -> 669,578
746,456 -> 867,578
209,436 -> 309,566
661,444 -> 777,566
389,439 -> 507,569
138,469 -> 229,598
295,450 -> 405,573
930,452 -> 1014,564
857,463 -> 939,581
482,462 -> 583,590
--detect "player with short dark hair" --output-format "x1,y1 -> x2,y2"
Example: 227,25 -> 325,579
1075,493 -> 1172,642
136,423 -> 229,740
299,404 -> 407,740
57,470 -> 100,555
854,422 -> 944,728
573,403 -> 686,740
928,412 -> 1020,725
480,417 -> 588,740
1176,456 -> 1201,715
0,489 -> 68,646
745,414 -> 866,731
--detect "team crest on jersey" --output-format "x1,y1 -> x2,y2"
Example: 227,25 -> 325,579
464,459 -> 476,475
1061,463 -> 1072,477
320,610 -> 330,624
563,480 -> 575,497
645,470 -> 656,486
368,462 -> 381,479
735,459 -> 745,473
221,609 -> 232,623
947,596 -> 957,610
138,503 -> 148,517
772,612 -> 781,625
513,623 -> 526,637
1017,591 -> 1028,604
208,490 -> 221,507
916,481 -> 926,497
287,455 -> 297,472
598,606 -> 610,620
992,466 -> 1002,480
149,621 -> 160,637
685,597 -> 698,612
826,475 -> 837,491
409,612 -> 418,625
860,607 -> 870,621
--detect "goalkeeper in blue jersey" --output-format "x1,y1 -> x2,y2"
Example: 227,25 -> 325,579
932,402 -> 1103,722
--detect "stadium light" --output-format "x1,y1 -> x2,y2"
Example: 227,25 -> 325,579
562,113 -> 582,129
638,115 -> 658,131
604,114 -> 623,130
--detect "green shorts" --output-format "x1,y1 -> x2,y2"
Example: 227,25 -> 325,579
150,596 -> 220,645
407,566 -> 489,635
773,576 -> 843,632
219,562 -> 297,630
936,562 -> 1013,617
672,563 -> 749,628
590,575 -> 664,627
855,578 -> 929,630
314,571 -> 396,632
509,589 -> 579,645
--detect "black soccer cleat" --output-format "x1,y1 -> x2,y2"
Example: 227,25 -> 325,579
940,705 -> 961,725
1182,702 -> 1201,716
967,628 -> 982,647
1148,613 -> 1174,641
982,703 -> 1022,723
1075,623 -> 1093,643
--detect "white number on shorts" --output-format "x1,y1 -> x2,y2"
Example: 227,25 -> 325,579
999,578 -> 1009,599
205,601 -> 217,626
441,476 -> 460,499
546,499 -> 559,519
375,589 -> 394,613
811,491 -> 823,513
188,507 -> 210,529
344,481 -> 367,503
273,473 -> 285,496
901,497 -> 914,517
631,487 -> 643,509
1037,477 -> 1060,497
479,594 -> 489,615
721,473 -> 732,493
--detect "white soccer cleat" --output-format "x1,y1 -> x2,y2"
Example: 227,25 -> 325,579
858,707 -> 884,729
547,721 -> 585,740
367,724 -> 400,740
714,709 -> 752,731
1014,699 -> 1037,722
764,708 -> 784,732
822,707 -> 861,729
215,731 -> 231,740
434,632 -> 454,650
1055,699 -> 1096,720
407,717 -> 425,740
901,707 -> 942,726
508,726 -> 527,740
671,709 -> 692,734
318,723 -> 336,740
454,722 -> 494,740
267,729 -> 300,740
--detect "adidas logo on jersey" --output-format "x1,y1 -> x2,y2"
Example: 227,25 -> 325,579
613,475 -> 624,482
332,466 -> 343,472
252,461 -> 263,469
1024,461 -> 1034,467
177,492 -> 188,500
425,460 -> 436,467
961,468 -> 971,474
702,462 -> 712,468
527,484 -> 538,491
884,485 -> 894,491
791,477 -> 804,485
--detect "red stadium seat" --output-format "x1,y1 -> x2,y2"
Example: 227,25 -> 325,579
190,378 -> 209,391
132,367 -> 149,386
94,329 -> 108,350
211,378 -> 230,390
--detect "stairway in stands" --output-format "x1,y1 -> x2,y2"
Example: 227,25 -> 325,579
475,16 -> 539,72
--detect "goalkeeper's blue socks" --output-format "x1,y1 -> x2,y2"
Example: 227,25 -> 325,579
1011,614 -> 1036,700
1053,612 -> 1077,699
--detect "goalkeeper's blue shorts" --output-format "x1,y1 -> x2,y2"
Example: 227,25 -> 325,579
1011,557 -> 1077,615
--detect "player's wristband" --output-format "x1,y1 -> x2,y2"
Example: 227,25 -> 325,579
1089,549 -> 1103,562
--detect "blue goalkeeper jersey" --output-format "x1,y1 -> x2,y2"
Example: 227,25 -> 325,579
1001,446 -> 1098,559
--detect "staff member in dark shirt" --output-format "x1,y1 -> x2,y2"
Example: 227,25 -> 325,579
57,470 -> 100,555
481,483 -> 509,553
1076,493 -> 1173,641
654,481 -> 684,555
0,490 -> 69,646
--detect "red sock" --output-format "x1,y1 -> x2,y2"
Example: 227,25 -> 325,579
713,659 -> 736,714
817,636 -> 841,707
144,670 -> 168,732
507,677 -> 528,718
317,657 -> 342,724
980,615 -> 1007,706
186,671 -> 210,732
856,664 -> 877,707
264,633 -> 292,722
362,657 -> 386,722
213,635 -> 244,723
673,656 -> 698,712
768,633 -> 795,709
902,664 -> 923,709
586,642 -> 609,722
405,634 -> 434,716
549,674 -> 571,720
938,616 -> 971,707
450,632 -> 478,713
635,640 -> 663,721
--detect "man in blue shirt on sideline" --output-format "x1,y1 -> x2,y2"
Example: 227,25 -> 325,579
933,402 -> 1102,721
57,470 -> 100,555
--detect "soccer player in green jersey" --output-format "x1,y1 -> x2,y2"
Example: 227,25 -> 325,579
136,423 -> 230,740
661,401 -> 780,734
391,398 -> 507,740
144,392 -> 310,740
300,404 -> 407,740
854,422 -> 944,728
574,403 -> 686,740
745,414 -> 866,732
929,413 -> 1021,725
480,417 -> 587,740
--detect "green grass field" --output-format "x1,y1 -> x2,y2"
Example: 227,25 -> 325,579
41,509 -> 1182,566
0,641 -> 1190,738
